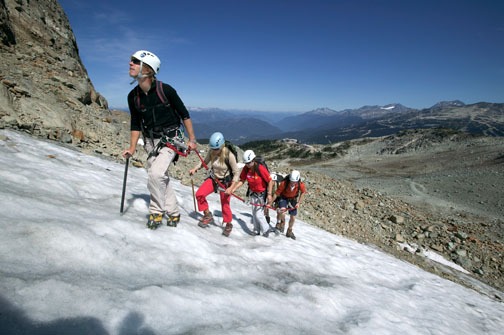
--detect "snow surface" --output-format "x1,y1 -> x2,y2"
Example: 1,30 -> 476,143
0,129 -> 503,335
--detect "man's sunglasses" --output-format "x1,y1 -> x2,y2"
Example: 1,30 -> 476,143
131,58 -> 141,65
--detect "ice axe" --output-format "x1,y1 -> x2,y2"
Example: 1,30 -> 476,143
120,155 -> 130,214
191,178 -> 197,212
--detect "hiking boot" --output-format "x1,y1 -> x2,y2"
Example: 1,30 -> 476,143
262,230 -> 270,238
198,212 -> 213,228
270,227 -> 280,236
275,221 -> 285,233
146,213 -> 163,230
166,214 -> 180,227
222,222 -> 233,237
286,229 -> 296,240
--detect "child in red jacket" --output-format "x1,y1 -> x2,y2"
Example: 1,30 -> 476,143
227,150 -> 274,237
270,170 -> 307,240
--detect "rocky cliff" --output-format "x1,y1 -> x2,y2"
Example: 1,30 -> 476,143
0,0 -> 129,158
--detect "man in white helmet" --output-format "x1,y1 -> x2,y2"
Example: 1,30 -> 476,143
270,170 -> 307,240
122,50 -> 197,230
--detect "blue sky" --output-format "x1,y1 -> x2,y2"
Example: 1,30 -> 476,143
58,0 -> 504,112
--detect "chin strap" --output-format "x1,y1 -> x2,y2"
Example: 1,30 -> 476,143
130,62 -> 152,84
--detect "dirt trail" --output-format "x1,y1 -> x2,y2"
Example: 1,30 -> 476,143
313,135 -> 504,222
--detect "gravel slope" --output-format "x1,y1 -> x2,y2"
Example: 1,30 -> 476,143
300,132 -> 503,298
141,130 -> 504,299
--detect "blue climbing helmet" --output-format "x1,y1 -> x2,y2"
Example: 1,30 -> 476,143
209,132 -> 225,149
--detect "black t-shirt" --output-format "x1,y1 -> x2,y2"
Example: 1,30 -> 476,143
128,81 -> 191,134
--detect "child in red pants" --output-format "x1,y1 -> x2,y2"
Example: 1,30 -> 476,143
189,132 -> 239,236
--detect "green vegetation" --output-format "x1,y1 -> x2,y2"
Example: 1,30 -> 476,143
241,139 -> 353,164
432,127 -> 462,137
241,140 -> 283,153
285,147 -> 310,158
396,128 -> 462,138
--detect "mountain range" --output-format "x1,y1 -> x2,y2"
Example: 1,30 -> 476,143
189,101 -> 504,144
1,0 -> 502,158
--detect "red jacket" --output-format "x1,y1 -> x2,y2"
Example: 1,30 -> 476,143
239,164 -> 271,193
275,180 -> 306,199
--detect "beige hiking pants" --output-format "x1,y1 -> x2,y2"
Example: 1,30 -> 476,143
144,139 -> 179,216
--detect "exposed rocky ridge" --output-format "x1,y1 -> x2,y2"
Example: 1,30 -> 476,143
0,0 -> 502,299
0,0 -> 130,159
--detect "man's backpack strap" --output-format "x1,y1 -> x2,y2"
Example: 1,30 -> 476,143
155,80 -> 184,132
155,80 -> 170,107
134,86 -> 142,111
134,81 -> 169,111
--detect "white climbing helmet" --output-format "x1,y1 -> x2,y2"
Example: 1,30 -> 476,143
209,132 -> 225,149
243,150 -> 256,163
271,173 -> 277,181
131,50 -> 161,74
290,170 -> 301,182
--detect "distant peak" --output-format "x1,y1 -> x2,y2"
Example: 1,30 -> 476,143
309,107 -> 338,115
431,100 -> 465,109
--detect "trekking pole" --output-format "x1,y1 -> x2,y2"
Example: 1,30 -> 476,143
120,155 -> 130,214
191,178 -> 197,212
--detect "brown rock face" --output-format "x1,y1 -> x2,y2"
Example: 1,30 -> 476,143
0,0 -> 130,158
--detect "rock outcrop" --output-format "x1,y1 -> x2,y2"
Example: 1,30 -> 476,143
0,0 -> 129,158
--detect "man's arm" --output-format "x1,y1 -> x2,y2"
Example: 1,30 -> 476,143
122,130 -> 141,158
182,118 -> 197,151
